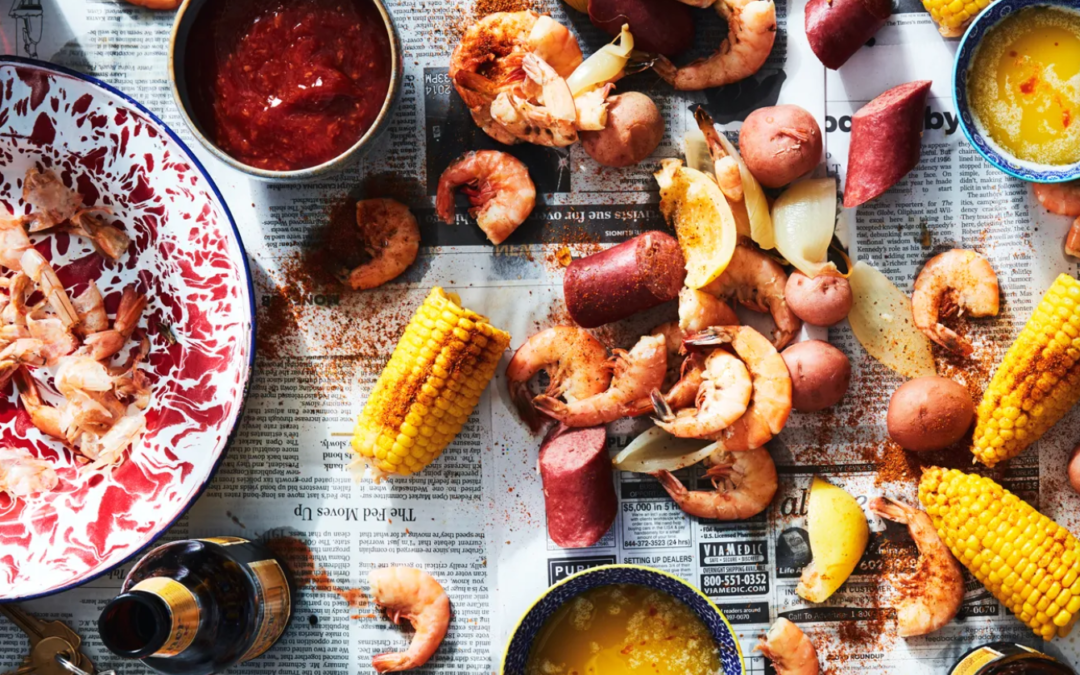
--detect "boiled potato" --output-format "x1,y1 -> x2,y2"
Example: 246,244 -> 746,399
581,93 -> 664,168
886,376 -> 973,452
785,272 -> 853,327
739,105 -> 823,188
782,340 -> 851,412
589,0 -> 693,55
796,476 -> 869,603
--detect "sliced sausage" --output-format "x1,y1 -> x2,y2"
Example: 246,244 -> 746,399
805,0 -> 891,70
844,80 -> 932,208
539,424 -> 615,549
564,231 -> 686,328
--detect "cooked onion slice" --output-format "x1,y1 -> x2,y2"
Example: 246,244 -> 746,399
772,178 -> 838,278
613,427 -> 715,473
567,25 -> 634,97
848,261 -> 936,379
715,133 -> 773,250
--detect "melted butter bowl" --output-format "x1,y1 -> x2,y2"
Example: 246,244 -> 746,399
167,0 -> 403,182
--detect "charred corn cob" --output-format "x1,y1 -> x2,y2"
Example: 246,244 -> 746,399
350,287 -> 510,481
973,274 -> 1080,467
921,0 -> 993,38
920,467 -> 1080,640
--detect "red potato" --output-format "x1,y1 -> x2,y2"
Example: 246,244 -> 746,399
581,93 -> 664,168
844,80 -> 932,208
539,424 -> 616,549
887,376 -> 973,452
564,231 -> 686,328
805,0 -> 891,70
739,106 -> 823,188
589,0 -> 694,56
781,340 -> 851,412
785,272 -> 853,326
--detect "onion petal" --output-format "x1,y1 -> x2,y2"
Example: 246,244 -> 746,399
848,261 -> 936,379
567,25 -> 634,97
772,178 -> 839,278
715,133 -> 773,250
683,129 -> 714,175
612,427 -> 715,473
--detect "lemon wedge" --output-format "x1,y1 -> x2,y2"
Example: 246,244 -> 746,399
796,476 -> 870,603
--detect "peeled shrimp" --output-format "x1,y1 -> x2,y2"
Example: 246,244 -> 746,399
436,150 -> 536,245
450,12 -> 582,143
69,208 -> 132,261
695,108 -> 743,202
757,618 -> 820,675
534,334 -> 667,427
869,497 -> 963,638
1033,182 -> 1080,259
703,244 -> 801,349
22,168 -> 82,232
505,326 -> 612,432
488,53 -> 579,147
369,567 -> 451,673
0,447 -> 58,498
686,326 -> 791,451
340,199 -> 420,291
653,350 -> 753,439
654,0 -> 776,90
653,446 -> 776,520
911,249 -> 999,356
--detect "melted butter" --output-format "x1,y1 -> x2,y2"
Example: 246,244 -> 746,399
968,7 -> 1080,165
525,584 -> 722,675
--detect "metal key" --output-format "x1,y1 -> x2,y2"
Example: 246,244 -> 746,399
29,637 -> 76,675
0,606 -> 82,653
55,655 -> 115,675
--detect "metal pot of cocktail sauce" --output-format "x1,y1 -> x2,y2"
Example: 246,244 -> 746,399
951,643 -> 1076,675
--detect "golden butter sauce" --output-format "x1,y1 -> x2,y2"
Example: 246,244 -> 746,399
968,6 -> 1080,165
525,584 -> 723,675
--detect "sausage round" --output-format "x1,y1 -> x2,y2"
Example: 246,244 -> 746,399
539,424 -> 616,549
843,80 -> 932,208
564,231 -> 686,328
805,0 -> 891,70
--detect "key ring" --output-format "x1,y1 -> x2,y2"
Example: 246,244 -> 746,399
55,654 -> 116,675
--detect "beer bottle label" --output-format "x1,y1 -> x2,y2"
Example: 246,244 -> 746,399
130,578 -> 201,657
238,559 -> 293,663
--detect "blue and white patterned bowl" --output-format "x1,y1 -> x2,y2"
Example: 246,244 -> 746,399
501,565 -> 745,675
953,0 -> 1080,183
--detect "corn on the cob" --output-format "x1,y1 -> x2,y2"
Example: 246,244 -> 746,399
920,0 -> 993,38
350,287 -> 510,481
972,274 -> 1080,467
919,467 -> 1080,640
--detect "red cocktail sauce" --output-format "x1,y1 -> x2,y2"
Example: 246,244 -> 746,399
185,0 -> 392,172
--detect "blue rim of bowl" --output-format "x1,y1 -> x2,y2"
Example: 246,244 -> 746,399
952,0 -> 1080,183
499,564 -> 747,675
0,54 -> 257,604
167,0 -> 404,182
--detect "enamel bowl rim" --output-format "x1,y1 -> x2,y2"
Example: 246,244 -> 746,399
952,0 -> 1080,184
500,564 -> 747,675
167,0 -> 403,183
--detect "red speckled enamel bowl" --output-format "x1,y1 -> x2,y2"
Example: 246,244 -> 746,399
0,57 -> 254,601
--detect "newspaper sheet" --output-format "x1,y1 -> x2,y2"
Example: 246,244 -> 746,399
4,0 -> 1080,673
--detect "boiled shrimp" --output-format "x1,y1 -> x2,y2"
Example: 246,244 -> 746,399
369,567 -> 451,673
686,325 -> 791,451
911,249 -> 999,356
78,413 -> 145,467
84,285 -> 147,361
0,338 -> 45,387
0,447 -> 58,498
450,12 -> 582,143
869,497 -> 963,638
574,83 -> 614,131
69,208 -> 132,261
14,369 -> 67,442
626,322 -> 703,417
756,618 -> 820,675
340,199 -> 420,291
678,287 -> 740,335
488,54 -> 579,147
1033,182 -> 1080,259
653,446 -> 776,520
72,281 -> 109,337
21,249 -> 79,327
27,314 -> 78,365
505,326 -> 612,432
22,168 -> 82,232
695,107 -> 743,202
436,150 -> 536,245
2,273 -> 31,327
0,217 -> 31,271
653,350 -> 752,439
654,0 -> 776,90
703,244 -> 800,349
534,334 -> 667,427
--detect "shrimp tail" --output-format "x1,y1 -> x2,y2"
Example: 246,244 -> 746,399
532,394 -> 567,419
869,496 -> 913,524
651,54 -> 678,85
653,470 -> 689,500
683,327 -> 734,349
372,652 -> 414,673
509,381 -> 545,433
650,388 -> 675,422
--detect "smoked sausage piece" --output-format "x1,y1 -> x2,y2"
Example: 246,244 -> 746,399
805,0 -> 891,70
539,424 -> 615,549
843,80 -> 932,208
564,231 -> 686,328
